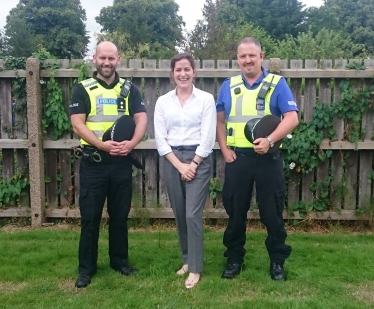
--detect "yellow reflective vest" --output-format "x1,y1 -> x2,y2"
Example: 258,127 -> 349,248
226,74 -> 281,148
80,78 -> 130,145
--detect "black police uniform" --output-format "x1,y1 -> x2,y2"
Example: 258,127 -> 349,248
69,72 -> 146,276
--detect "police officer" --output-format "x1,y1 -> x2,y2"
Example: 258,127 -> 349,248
69,41 -> 147,288
216,37 -> 299,280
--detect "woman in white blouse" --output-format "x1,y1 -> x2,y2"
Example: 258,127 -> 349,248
154,53 -> 216,289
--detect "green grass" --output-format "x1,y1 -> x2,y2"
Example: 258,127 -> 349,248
0,223 -> 374,309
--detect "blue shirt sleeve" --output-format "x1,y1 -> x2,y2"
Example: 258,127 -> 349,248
216,79 -> 231,119
270,77 -> 298,117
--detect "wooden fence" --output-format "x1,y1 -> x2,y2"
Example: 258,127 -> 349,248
0,58 -> 374,227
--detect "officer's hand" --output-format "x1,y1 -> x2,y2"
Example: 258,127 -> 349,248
253,138 -> 270,155
222,147 -> 236,163
111,140 -> 135,156
100,141 -> 121,154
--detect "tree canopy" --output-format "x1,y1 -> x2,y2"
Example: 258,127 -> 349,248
96,0 -> 184,59
217,0 -> 307,40
4,0 -> 89,58
306,0 -> 374,55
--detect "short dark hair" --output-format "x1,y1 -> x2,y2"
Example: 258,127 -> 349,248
170,53 -> 196,72
237,37 -> 262,52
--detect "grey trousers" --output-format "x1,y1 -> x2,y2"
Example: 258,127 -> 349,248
163,150 -> 212,273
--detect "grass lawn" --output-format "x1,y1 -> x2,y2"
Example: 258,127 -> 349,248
0,221 -> 374,309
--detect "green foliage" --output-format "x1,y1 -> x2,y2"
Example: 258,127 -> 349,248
335,80 -> 374,142
33,48 -> 71,140
96,0 -> 184,59
69,61 -> 91,84
283,102 -> 334,174
95,31 -> 152,59
306,0 -> 374,55
2,16 -> 39,57
5,0 -> 89,58
0,56 -> 27,139
284,80 -> 374,175
186,0 -> 276,60
209,177 -> 223,200
275,28 -> 361,60
217,0 -> 307,41
0,174 -> 29,207
2,56 -> 26,71
345,61 -> 366,70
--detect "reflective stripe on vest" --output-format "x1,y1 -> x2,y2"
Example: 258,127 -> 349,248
80,78 -> 130,145
226,74 -> 281,148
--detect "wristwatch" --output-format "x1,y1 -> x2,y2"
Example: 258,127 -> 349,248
266,136 -> 274,148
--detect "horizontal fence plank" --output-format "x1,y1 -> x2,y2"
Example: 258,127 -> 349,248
34,68 -> 374,79
0,207 -> 366,221
319,140 -> 374,150
0,139 -> 29,148
2,139 -> 374,150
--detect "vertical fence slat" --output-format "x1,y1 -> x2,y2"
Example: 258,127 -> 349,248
157,61 -> 171,208
330,59 -> 347,210
301,60 -> 318,205
58,78 -> 73,208
128,60 -> 143,206
14,75 -> 29,206
344,151 -> 358,210
316,60 -> 332,208
45,150 -> 58,208
202,60 -> 216,209
287,60 -> 303,207
0,79 -> 15,182
144,60 -> 157,207
358,60 -> 374,210
343,74 -> 361,210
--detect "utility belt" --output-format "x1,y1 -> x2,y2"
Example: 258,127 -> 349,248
73,145 -> 128,164
73,145 -> 144,169
229,146 -> 280,157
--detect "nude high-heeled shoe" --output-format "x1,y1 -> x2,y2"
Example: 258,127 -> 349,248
176,264 -> 188,275
185,273 -> 200,289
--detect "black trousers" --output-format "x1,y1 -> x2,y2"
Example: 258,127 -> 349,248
222,150 -> 291,265
78,154 -> 133,276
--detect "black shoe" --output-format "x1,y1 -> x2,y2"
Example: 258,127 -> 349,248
75,274 -> 91,288
221,263 -> 243,279
114,265 -> 138,276
270,262 -> 286,281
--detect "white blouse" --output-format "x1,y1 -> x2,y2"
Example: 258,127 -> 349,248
154,85 -> 217,158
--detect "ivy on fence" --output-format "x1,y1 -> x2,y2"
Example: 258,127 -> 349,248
283,79 -> 374,216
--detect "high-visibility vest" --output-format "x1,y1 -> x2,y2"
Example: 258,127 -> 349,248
80,78 -> 130,145
226,74 -> 281,147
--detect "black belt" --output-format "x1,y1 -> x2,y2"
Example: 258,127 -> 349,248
229,146 -> 255,154
171,145 -> 198,151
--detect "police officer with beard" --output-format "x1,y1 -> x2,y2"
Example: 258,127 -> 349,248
69,41 -> 147,288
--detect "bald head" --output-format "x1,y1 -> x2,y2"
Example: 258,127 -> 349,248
95,41 -> 119,57
93,41 -> 120,84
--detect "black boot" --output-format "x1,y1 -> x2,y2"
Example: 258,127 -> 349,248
270,262 -> 286,281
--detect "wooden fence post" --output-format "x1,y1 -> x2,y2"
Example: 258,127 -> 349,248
26,58 -> 45,227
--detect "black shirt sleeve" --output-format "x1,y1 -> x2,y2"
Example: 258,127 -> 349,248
69,84 -> 90,116
128,84 -> 147,116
